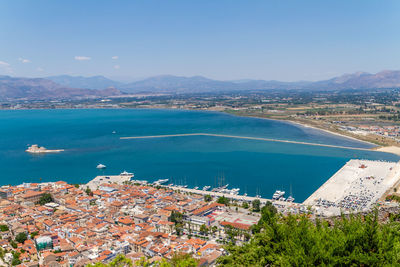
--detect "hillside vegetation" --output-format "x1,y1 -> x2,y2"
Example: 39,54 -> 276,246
218,203 -> 400,266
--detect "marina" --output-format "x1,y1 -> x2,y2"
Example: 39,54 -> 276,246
83,159 -> 400,216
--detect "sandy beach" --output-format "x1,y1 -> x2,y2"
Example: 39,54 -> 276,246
374,146 -> 400,156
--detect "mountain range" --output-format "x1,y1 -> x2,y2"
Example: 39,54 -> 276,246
2,70 -> 400,100
46,70 -> 400,92
0,76 -> 121,101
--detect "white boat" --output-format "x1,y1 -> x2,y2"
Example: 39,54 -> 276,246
272,190 -> 285,200
97,164 -> 106,169
287,196 -> 295,202
26,144 -> 64,154
153,179 -> 169,185
279,197 -> 286,201
202,186 -> 211,191
120,170 -> 134,177
194,186 -> 199,190
212,184 -> 229,192
112,131 -> 116,134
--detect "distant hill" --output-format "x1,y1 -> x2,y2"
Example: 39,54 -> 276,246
310,70 -> 400,90
2,70 -> 400,100
43,71 -> 400,93
0,75 -> 121,101
119,71 -> 400,92
120,75 -> 241,93
46,75 -> 123,89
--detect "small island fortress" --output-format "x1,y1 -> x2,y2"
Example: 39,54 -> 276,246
25,144 -> 64,154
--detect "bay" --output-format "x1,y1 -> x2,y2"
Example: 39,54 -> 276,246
0,109 -> 398,202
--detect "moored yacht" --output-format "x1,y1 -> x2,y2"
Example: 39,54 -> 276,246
272,190 -> 285,200
120,170 -> 134,177
97,164 -> 106,169
153,178 -> 169,185
286,196 -> 295,202
202,186 -> 211,191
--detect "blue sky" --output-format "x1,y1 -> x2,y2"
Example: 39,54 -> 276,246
1,0 -> 400,81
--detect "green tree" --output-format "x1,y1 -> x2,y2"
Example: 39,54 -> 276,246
199,224 -> 209,235
251,199 -> 261,212
88,254 -> 197,267
38,193 -> 53,205
0,224 -> 9,232
169,211 -> 184,236
10,240 -> 17,249
169,253 -> 198,267
242,202 -> 249,209
15,232 -> 27,244
85,187 -> 93,196
30,231 -> 39,239
204,194 -> 212,202
217,196 -> 230,206
11,251 -> 21,266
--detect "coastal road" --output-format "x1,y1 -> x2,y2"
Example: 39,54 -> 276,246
120,133 -> 376,152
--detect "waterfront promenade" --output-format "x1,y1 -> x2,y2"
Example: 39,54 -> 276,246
121,133 -> 374,151
165,185 -> 296,208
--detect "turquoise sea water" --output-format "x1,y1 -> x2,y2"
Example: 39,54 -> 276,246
0,109 -> 398,202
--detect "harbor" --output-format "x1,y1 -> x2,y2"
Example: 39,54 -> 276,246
84,159 -> 400,217
85,172 -> 301,211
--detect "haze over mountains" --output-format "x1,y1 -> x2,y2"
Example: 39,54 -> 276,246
2,70 -> 400,100
46,70 -> 400,92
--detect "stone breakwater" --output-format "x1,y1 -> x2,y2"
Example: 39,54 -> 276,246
121,133 -> 377,152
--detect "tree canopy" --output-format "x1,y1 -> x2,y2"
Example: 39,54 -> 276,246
0,224 -> 9,232
217,196 -> 230,206
218,204 -> 400,266
251,199 -> 261,212
86,253 -> 197,267
38,193 -> 53,205
15,232 -> 27,244
204,194 -> 212,202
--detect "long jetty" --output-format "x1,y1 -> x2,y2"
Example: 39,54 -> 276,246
121,133 -> 374,152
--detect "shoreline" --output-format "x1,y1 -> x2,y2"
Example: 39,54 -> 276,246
220,111 -> 377,147
218,111 -> 400,156
283,120 -> 377,147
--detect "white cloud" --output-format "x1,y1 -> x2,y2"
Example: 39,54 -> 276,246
112,56 -> 118,60
18,57 -> 31,63
0,60 -> 13,73
37,67 -> 44,72
114,65 -> 120,69
74,56 -> 91,61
